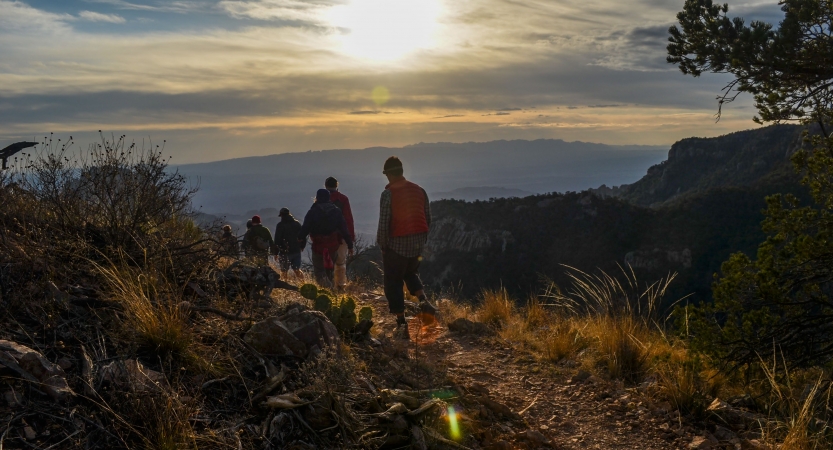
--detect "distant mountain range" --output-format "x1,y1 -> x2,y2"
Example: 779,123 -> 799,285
177,140 -> 667,235
418,125 -> 809,303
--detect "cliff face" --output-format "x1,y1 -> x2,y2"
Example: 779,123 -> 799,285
618,125 -> 803,207
421,125 -> 810,303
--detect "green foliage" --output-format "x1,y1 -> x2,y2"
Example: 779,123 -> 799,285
669,0 -> 833,368
338,297 -> 358,331
300,284 -> 318,300
314,294 -> 332,313
688,140 -> 833,368
358,306 -> 373,322
668,0 -> 833,123
309,292 -> 364,334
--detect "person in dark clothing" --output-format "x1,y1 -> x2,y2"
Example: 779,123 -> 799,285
243,215 -> 273,263
241,219 -> 254,256
377,156 -> 437,340
299,189 -> 354,287
274,208 -> 304,280
325,177 -> 355,290
219,224 -> 238,257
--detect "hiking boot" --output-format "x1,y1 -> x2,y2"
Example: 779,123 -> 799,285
393,324 -> 410,340
418,299 -> 438,316
394,316 -> 410,340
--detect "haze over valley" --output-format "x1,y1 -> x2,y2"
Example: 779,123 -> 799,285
179,139 -> 667,235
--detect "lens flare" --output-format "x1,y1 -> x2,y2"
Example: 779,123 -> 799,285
372,86 -> 390,106
447,405 -> 461,440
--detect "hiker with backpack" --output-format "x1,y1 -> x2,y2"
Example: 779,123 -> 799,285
274,208 -> 304,281
242,215 -> 273,262
298,189 -> 354,287
324,177 -> 355,290
377,156 -> 438,339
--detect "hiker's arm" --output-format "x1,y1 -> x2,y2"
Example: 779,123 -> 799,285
424,189 -> 432,229
343,196 -> 355,240
377,190 -> 391,250
338,215 -> 353,250
298,211 -> 312,245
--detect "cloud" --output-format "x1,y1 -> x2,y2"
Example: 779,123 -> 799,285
78,11 -> 127,23
434,114 -> 465,118
218,0 -> 338,23
498,107 -> 521,111
84,0 -> 206,13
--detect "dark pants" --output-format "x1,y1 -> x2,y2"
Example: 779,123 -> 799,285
311,252 -> 334,287
383,249 -> 424,314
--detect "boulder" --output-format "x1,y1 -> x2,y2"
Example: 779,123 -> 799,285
447,318 -> 492,335
99,359 -> 167,393
707,398 -> 763,427
282,310 -> 340,355
0,340 -> 74,402
244,318 -> 308,357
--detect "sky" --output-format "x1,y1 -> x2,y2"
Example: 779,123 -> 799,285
0,0 -> 785,163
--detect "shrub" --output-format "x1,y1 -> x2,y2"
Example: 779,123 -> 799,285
300,283 -> 319,300
479,288 -> 514,327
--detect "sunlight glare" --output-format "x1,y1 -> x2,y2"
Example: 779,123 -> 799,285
447,405 -> 461,440
327,0 -> 443,62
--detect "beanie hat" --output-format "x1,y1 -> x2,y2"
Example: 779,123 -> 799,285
316,189 -> 330,203
383,156 -> 403,175
251,215 -> 261,224
246,219 -> 253,228
279,207 -> 290,217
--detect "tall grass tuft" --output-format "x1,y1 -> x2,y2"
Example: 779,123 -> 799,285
478,288 -> 514,327
96,260 -> 193,361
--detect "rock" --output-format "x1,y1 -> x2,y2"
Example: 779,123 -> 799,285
518,429 -> 553,446
245,317 -> 308,357
0,340 -> 74,402
281,310 -> 340,355
447,318 -> 492,335
570,370 -> 591,384
713,425 -> 737,442
741,439 -> 766,449
707,398 -> 763,426
99,359 -> 167,393
57,357 -> 73,370
4,389 -> 23,407
485,440 -> 512,450
688,436 -> 714,449
23,425 -> 36,441
478,396 -> 518,419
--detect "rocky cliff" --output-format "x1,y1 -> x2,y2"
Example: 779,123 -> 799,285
421,125 -> 810,303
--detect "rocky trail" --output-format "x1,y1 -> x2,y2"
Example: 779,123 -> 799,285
361,293 -> 695,450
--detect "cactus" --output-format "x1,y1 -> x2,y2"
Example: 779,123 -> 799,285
318,288 -> 333,297
314,294 -> 333,313
338,297 -> 358,331
358,306 -> 373,322
299,284 -> 318,300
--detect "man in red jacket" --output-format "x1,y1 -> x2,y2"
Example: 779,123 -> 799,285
325,177 -> 354,290
377,156 -> 438,339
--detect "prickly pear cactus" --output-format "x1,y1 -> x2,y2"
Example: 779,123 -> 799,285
358,306 -> 373,322
338,297 -> 358,331
299,284 -> 318,300
314,294 -> 333,313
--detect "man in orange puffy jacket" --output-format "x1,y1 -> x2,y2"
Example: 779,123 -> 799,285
376,156 -> 438,339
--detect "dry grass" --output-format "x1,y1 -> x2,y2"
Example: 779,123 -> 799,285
96,260 -> 198,367
478,288 -> 514,327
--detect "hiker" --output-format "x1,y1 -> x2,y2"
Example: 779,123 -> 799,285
274,208 -> 304,280
219,224 -> 238,257
298,189 -> 354,287
242,215 -> 273,262
325,177 -> 355,290
377,156 -> 437,339
240,219 -> 253,256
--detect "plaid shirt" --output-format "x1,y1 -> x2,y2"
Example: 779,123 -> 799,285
376,186 -> 431,258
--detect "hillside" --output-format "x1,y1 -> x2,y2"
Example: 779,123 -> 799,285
615,125 -> 804,207
420,125 -> 809,303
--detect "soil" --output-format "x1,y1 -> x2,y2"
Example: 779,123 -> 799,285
362,293 -> 689,450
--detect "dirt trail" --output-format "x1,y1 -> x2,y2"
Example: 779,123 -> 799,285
364,294 -> 685,450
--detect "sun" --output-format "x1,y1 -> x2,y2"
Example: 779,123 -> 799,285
326,0 -> 443,62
